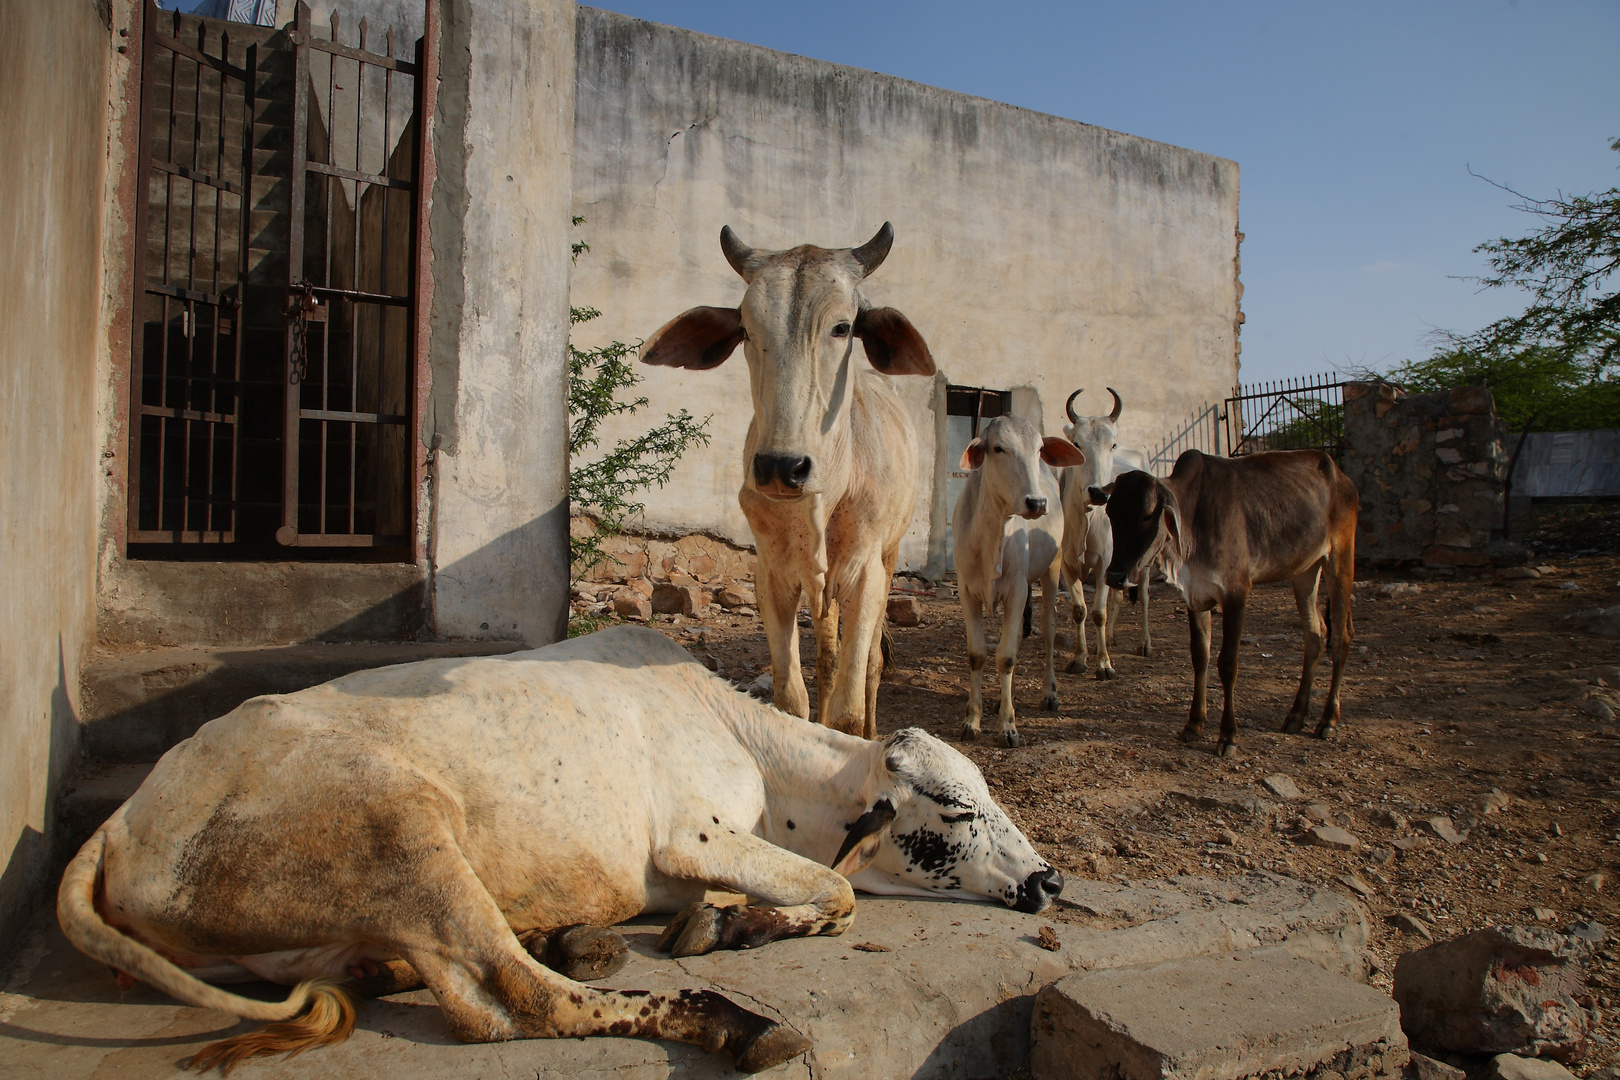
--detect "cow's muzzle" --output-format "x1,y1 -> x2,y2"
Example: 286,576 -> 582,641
1105,568 -> 1129,589
1022,496 -> 1047,519
752,453 -> 813,497
1013,867 -> 1063,913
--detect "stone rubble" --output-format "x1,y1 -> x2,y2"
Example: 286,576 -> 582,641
1391,922 -> 1607,1061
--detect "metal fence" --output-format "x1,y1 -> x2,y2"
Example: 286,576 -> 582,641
1144,373 -> 1348,475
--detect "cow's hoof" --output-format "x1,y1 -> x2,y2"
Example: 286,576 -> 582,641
735,1023 -> 813,1073
1178,725 -> 1202,743
1139,643 -> 1152,657
961,723 -> 981,742
1003,729 -> 1022,748
1216,740 -> 1238,759
1280,715 -> 1306,735
659,902 -> 725,957
1065,659 -> 1088,675
1314,722 -> 1339,741
1041,692 -> 1059,712
1095,667 -> 1116,681
540,924 -> 629,982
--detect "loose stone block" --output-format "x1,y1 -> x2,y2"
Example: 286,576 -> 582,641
1263,774 -> 1302,801
1489,1055 -> 1578,1080
1392,923 -> 1606,1061
887,595 -> 923,626
1030,950 -> 1408,1080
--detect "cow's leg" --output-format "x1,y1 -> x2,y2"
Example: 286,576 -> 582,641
1282,563 -> 1326,735
1317,530 -> 1356,740
395,846 -> 807,1073
1092,565 -> 1116,680
1066,567 -> 1090,675
814,596 -> 840,721
962,593 -> 988,741
1039,567 -> 1060,712
1138,571 -> 1153,657
1184,605 -> 1212,742
1107,587 -> 1122,648
1215,594 -> 1248,757
996,579 -> 1028,747
653,829 -> 860,957
757,570 -> 810,719
862,547 -> 901,739
819,553 -> 887,737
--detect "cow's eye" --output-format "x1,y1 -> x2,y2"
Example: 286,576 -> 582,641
941,811 -> 976,824
831,321 -> 852,338
991,445 -> 1005,454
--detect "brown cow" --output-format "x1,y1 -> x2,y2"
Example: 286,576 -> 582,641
1098,450 -> 1358,757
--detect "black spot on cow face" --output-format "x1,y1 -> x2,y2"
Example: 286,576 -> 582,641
853,729 -> 1056,909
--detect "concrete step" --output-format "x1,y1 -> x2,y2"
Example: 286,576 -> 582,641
0,872 -> 1368,1079
1030,949 -> 1408,1080
79,641 -> 526,763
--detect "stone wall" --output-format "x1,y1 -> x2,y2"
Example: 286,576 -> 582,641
1342,383 -> 1522,571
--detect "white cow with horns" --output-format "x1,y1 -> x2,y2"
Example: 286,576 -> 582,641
58,626 -> 1060,1073
952,414 -> 1086,746
641,223 -> 935,739
1058,387 -> 1152,679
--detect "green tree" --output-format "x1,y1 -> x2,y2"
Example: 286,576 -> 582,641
1384,139 -> 1620,431
568,222 -> 711,581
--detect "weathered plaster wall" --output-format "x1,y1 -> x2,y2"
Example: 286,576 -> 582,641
570,8 -> 1241,571
426,0 -> 575,643
0,0 -> 110,945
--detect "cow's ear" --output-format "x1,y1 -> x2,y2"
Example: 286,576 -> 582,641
831,798 -> 896,877
1162,505 -> 1182,553
959,439 -> 986,470
855,306 -> 935,376
1040,436 -> 1086,469
641,306 -> 745,370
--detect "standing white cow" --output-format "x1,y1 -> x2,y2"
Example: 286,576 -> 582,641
641,224 -> 934,739
58,626 -> 1060,1073
1058,387 -> 1152,679
952,415 -> 1086,746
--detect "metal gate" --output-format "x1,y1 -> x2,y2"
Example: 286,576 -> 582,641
125,0 -> 428,555
1223,374 -> 1346,458
127,7 -> 257,543
279,1 -> 423,548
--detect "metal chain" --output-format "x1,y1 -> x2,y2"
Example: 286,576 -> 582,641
286,280 -> 317,385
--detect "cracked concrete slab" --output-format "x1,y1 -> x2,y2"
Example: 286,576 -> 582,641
0,873 -> 1365,1079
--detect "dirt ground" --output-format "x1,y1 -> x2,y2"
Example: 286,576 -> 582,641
584,546 -> 1620,1072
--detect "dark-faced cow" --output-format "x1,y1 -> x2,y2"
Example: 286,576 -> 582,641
952,414 -> 1086,746
1100,450 -> 1359,757
1057,387 -> 1152,679
641,224 -> 933,739
59,626 -> 1058,1072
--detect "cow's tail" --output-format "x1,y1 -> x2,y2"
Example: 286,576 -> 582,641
58,830 -> 356,1073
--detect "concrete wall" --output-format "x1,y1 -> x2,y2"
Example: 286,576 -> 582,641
426,0 -> 575,643
570,8 -> 1242,572
0,0 -> 111,945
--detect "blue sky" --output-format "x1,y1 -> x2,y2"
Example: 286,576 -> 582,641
176,0 -> 1619,383
591,1 -> 1620,384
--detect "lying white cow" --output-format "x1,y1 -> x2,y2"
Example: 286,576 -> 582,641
952,415 -> 1086,746
1058,387 -> 1152,679
59,626 -> 1060,1073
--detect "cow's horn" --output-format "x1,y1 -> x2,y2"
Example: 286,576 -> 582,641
720,226 -> 757,280
1065,388 -> 1084,426
851,222 -> 894,278
1107,387 -> 1123,423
